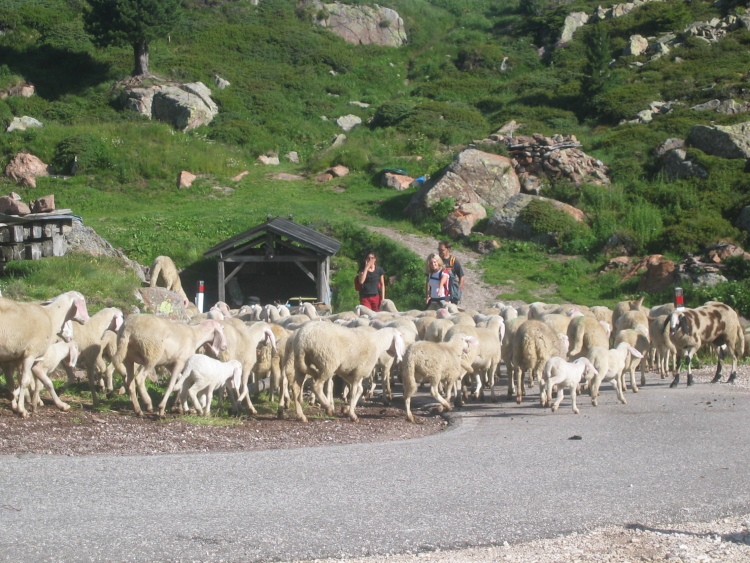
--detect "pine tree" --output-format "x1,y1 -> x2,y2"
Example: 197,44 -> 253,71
581,23 -> 612,116
84,0 -> 181,77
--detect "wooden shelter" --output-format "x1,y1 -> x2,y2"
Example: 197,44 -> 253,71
203,217 -> 341,306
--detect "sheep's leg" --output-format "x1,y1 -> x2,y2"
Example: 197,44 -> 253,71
669,352 -> 684,388
571,385 -> 579,414
551,386 -> 565,413
203,384 -> 216,417
343,378 -> 363,422
31,363 -> 70,412
612,377 -> 627,405
188,382 -> 205,416
291,373 -> 308,422
157,364 -> 185,417
711,349 -> 723,384
429,381 -> 453,413
630,362 -> 640,393
727,348 -> 739,383
311,378 -> 334,416
134,365 -> 155,413
514,367 -> 523,405
590,375 -> 601,406
639,357 -> 646,388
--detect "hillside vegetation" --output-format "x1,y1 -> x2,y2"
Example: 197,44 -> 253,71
1,0 -> 750,313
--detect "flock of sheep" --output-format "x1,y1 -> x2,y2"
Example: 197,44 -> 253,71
0,276 -> 745,422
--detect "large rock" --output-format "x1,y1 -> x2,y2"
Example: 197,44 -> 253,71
121,81 -> 218,131
624,34 -> 649,56
558,12 -> 589,44
736,205 -> 750,233
442,202 -> 487,239
6,116 -> 43,133
687,122 -> 750,159
662,149 -> 708,180
335,114 -> 362,131
305,0 -> 407,46
485,193 -> 585,244
637,255 -> 677,293
405,149 -> 520,218
4,152 -> 50,188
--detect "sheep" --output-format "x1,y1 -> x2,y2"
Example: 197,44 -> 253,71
567,315 -> 610,359
541,356 -> 598,414
648,314 -> 676,379
401,334 -> 479,423
424,317 -> 455,343
589,305 -> 614,333
149,255 -> 189,305
541,312 -> 581,338
666,302 -> 744,387
25,341 -> 80,413
380,299 -> 399,313
649,302 -> 675,318
60,307 -> 124,405
365,322 -> 418,402
502,317 -> 526,398
111,315 -> 228,416
173,354 -> 242,416
0,291 -> 89,418
289,322 -> 405,422
253,323 -> 291,402
444,315 -> 504,401
614,309 -> 650,334
613,325 -> 650,392
611,297 -> 647,334
585,343 -> 644,406
511,320 -> 568,405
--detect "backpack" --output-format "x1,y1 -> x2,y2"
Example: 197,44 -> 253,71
354,275 -> 362,292
444,256 -> 461,302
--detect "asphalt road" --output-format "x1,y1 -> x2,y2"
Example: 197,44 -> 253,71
2,378 -> 750,562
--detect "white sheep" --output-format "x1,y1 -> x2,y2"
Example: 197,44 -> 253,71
111,315 -> 228,416
149,255 -> 189,305
401,334 -> 479,423
444,316 -> 504,402
25,341 -> 80,413
0,291 -> 89,418
588,305 -> 614,333
614,325 -> 650,392
511,320 -> 569,404
173,354 -> 242,416
541,356 -> 598,414
666,301 -> 744,387
648,314 -> 676,379
567,315 -> 610,359
586,343 -> 644,406
611,297 -> 647,334
288,322 -> 405,422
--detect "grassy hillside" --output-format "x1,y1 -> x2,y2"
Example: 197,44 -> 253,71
1,0 -> 750,314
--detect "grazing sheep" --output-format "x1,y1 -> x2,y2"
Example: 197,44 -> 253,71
567,315 -> 610,359
289,322 -> 405,422
585,343 -> 643,406
401,335 -> 479,423
25,341 -> 80,413
512,320 -> 568,405
541,356 -> 598,414
173,354 -> 242,416
60,307 -> 124,405
666,302 -> 744,387
149,255 -> 189,305
0,291 -> 89,418
111,315 -> 228,416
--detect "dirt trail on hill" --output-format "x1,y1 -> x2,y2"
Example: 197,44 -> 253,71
367,226 -> 512,310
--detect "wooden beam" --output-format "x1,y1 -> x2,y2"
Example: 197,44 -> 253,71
218,260 -> 226,303
223,255 -> 317,263
224,262 -> 245,284
294,260 -> 316,283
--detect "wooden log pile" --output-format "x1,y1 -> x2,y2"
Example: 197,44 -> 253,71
0,212 -> 74,263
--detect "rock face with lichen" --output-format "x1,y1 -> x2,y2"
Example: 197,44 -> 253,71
119,80 -> 218,131
301,0 -> 407,46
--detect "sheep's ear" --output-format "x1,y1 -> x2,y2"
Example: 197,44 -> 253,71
391,332 -> 406,361
679,314 -> 690,334
230,365 -> 242,390
264,328 -> 277,351
67,343 -> 79,368
629,346 -> 644,359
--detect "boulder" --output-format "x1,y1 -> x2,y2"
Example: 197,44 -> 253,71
705,243 -> 750,263
335,114 -> 362,131
31,194 -> 55,213
558,12 -> 589,44
138,287 -> 191,321
213,75 -> 230,89
0,83 -> 35,99
231,171 -> 250,181
485,193 -> 585,244
381,172 -> 413,191
121,81 -> 218,131
6,116 -> 43,133
177,171 -> 197,189
735,205 -> 750,233
4,152 -> 50,188
305,0 -> 407,47
442,202 -> 487,239
257,155 -> 280,165
687,121 -> 750,159
328,165 -> 349,177
654,138 -> 685,158
474,239 -> 501,254
0,196 -> 30,215
662,149 -> 708,180
316,173 -> 334,182
285,151 -> 300,163
405,149 -> 520,218
330,134 -> 347,149
637,255 -> 677,293
624,34 -> 649,56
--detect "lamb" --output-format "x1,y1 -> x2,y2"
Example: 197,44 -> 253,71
511,320 -> 569,404
501,317 -> 526,398
0,291 -> 89,417
289,322 -> 405,422
541,356 -> 598,414
111,315 -> 228,416
60,307 -> 124,405
648,314 -> 676,379
585,343 -> 644,406
567,315 -> 610,359
666,302 -> 744,387
613,325 -> 650,392
23,341 -> 80,413
401,334 -> 479,423
444,316 -> 504,401
149,255 -> 189,305
173,354 -> 242,416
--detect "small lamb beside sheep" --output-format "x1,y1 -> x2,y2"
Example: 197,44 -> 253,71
173,354 -> 242,416
541,356 -> 598,414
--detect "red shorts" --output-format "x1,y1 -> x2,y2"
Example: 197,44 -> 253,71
360,295 -> 382,312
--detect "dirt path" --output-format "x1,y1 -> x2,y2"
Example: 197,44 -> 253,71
367,226 -> 509,310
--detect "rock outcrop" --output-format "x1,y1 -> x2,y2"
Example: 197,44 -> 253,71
6,116 -> 43,133
405,149 -> 520,218
442,202 -> 487,238
687,122 -> 750,159
485,193 -> 585,244
303,0 -> 407,46
121,81 -> 218,131
4,152 -> 50,188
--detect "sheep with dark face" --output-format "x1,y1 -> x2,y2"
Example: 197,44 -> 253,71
666,302 -> 744,387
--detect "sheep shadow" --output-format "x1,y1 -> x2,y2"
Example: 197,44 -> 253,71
624,523 -> 747,544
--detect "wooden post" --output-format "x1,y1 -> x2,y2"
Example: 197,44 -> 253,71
217,260 -> 225,303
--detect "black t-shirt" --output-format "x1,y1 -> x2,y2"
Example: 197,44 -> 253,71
360,266 -> 384,296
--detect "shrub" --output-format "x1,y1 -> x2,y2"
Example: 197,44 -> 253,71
660,210 -> 741,255
52,134 -> 113,175
371,100 -> 415,128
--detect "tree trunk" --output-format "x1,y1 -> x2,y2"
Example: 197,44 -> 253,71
133,39 -> 150,77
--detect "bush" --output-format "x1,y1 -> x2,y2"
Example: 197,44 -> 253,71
52,134 -> 113,175
371,100 -> 415,128
660,210 -> 741,255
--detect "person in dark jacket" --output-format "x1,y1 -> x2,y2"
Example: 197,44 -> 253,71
357,250 -> 385,311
